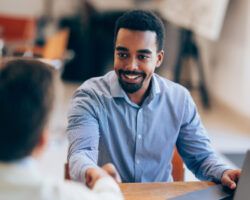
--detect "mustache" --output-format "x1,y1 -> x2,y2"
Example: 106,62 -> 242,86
118,70 -> 146,76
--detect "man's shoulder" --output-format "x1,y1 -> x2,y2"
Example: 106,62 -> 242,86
154,74 -> 189,97
76,71 -> 115,96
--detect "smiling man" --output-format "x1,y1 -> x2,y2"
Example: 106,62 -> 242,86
114,28 -> 163,105
67,10 -> 240,189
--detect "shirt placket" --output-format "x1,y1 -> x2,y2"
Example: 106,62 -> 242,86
134,107 -> 143,182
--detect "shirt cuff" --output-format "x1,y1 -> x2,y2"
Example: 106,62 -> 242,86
211,166 -> 233,183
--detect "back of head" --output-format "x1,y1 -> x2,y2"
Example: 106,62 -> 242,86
0,59 -> 54,162
114,10 -> 165,51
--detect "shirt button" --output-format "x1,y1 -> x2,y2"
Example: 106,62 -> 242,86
136,159 -> 140,164
138,134 -> 142,139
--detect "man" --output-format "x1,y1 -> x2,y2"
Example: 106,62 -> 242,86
67,10 -> 240,189
0,59 -> 123,200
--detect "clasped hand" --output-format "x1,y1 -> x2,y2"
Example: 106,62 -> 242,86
85,163 -> 121,188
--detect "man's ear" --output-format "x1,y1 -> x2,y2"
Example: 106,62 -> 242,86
156,50 -> 164,68
32,129 -> 49,158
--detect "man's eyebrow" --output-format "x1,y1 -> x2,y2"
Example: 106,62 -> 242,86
137,49 -> 152,54
115,46 -> 129,51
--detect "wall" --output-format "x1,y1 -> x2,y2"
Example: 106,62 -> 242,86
0,0 -> 79,18
0,0 -> 44,16
197,0 -> 250,118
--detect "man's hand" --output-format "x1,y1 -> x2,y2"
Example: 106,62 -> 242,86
221,169 -> 241,190
85,167 -> 107,189
85,163 -> 121,188
102,163 -> 122,183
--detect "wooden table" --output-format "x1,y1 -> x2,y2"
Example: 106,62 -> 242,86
120,181 -> 214,200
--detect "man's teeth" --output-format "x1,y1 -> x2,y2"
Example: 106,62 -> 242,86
124,74 -> 140,79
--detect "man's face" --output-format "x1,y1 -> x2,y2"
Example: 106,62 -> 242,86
114,28 -> 164,94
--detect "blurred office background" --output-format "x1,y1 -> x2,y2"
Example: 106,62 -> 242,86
0,0 -> 249,181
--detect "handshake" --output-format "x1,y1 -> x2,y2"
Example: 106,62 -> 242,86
85,163 -> 122,188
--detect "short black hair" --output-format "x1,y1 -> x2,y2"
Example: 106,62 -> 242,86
0,59 -> 54,161
114,10 -> 165,51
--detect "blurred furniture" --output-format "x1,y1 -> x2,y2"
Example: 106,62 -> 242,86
0,14 -> 36,42
64,148 -> 184,181
174,29 -> 210,108
42,28 -> 69,59
120,181 -> 214,200
15,28 -> 69,60
0,14 -> 36,55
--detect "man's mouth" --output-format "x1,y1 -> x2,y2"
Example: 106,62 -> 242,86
123,74 -> 141,80
119,70 -> 145,83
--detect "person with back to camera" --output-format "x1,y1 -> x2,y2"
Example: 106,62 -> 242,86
0,59 -> 123,200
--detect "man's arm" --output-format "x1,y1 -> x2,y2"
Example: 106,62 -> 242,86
67,88 -> 121,186
176,90 -> 239,186
67,88 -> 101,183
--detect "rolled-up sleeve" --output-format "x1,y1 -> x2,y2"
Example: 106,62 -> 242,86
67,88 -> 100,183
176,90 -> 231,182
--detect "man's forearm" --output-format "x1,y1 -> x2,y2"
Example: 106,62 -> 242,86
67,125 -> 100,182
69,151 -> 99,182
191,153 -> 232,182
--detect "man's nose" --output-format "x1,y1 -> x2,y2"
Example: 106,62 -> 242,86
127,57 -> 138,70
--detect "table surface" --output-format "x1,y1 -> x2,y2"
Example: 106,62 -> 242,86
120,181 -> 214,200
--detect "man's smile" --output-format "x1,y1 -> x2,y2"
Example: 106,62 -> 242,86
119,70 -> 146,84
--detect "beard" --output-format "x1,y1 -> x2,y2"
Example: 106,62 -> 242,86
117,69 -> 146,93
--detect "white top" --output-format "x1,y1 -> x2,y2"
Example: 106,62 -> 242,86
0,158 -> 123,200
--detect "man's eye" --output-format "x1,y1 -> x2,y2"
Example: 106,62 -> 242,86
117,53 -> 128,59
138,55 -> 149,60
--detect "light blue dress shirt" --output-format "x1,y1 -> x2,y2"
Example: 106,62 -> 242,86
67,71 -> 229,183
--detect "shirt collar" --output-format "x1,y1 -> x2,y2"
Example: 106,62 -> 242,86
110,71 -> 161,98
109,71 -> 127,98
150,74 -> 161,97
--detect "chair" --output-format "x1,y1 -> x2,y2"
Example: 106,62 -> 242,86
64,148 -> 184,181
65,162 -> 71,180
171,147 -> 184,181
